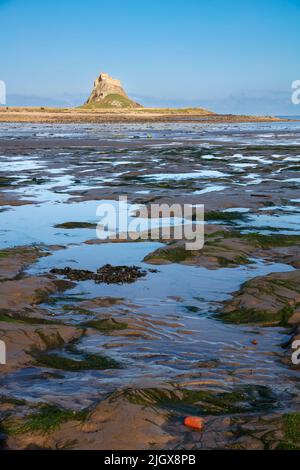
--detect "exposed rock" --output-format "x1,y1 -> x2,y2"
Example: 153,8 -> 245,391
143,229 -> 300,269
0,276 -> 73,311
0,323 -> 82,373
85,72 -> 141,108
0,246 -> 48,281
5,393 -> 174,450
220,270 -> 300,325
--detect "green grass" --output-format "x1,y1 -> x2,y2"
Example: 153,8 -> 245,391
79,102 -> 212,113
82,94 -> 138,109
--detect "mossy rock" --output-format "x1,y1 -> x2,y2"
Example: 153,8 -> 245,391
144,245 -> 193,263
218,305 -> 295,326
0,311 -> 60,325
242,233 -> 300,249
81,318 -> 128,332
31,348 -> 121,371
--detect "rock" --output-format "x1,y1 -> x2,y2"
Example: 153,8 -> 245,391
0,323 -> 82,373
0,246 -> 48,281
220,270 -> 300,325
5,393 -> 174,450
288,310 -> 300,325
0,276 -> 73,311
85,72 -> 141,108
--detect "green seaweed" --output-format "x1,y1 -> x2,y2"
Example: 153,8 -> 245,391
204,211 -> 249,222
121,384 -> 275,416
62,305 -> 95,315
219,304 -> 295,326
0,396 -> 26,406
144,246 -> 192,263
276,413 -> 300,450
1,404 -> 88,435
31,349 -> 121,371
81,318 -> 128,332
0,312 -> 59,325
242,233 -> 300,249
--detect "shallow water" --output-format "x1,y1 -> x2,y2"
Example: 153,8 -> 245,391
2,245 -> 296,407
0,121 -> 300,411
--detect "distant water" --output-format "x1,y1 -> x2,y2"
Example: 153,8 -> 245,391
278,115 -> 300,120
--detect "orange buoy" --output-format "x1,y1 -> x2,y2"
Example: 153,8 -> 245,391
184,416 -> 204,431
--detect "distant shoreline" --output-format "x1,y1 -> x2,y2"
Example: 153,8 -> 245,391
0,107 -> 291,124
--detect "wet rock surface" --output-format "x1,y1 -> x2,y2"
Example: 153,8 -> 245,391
220,269 -> 300,326
0,122 -> 300,450
1,387 -> 299,450
0,246 -> 48,281
144,229 -> 300,269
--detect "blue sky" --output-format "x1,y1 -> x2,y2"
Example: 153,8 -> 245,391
1,0 -> 300,113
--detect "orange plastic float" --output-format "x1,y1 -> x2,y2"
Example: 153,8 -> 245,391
184,416 -> 204,431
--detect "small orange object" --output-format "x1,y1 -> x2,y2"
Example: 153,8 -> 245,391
184,416 -> 204,431
251,339 -> 258,345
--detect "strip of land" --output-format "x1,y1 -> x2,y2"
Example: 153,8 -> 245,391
0,106 -> 288,124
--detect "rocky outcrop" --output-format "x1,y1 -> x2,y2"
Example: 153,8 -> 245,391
85,72 -> 141,108
220,269 -> 300,325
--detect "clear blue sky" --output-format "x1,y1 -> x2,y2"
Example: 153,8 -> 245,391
1,0 -> 300,113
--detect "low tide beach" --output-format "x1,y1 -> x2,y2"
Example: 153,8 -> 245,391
0,120 -> 299,450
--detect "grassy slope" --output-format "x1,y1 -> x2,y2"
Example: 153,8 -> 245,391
81,94 -> 140,109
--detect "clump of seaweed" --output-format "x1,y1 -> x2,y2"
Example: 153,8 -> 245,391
50,264 -> 147,284
31,349 -> 121,371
